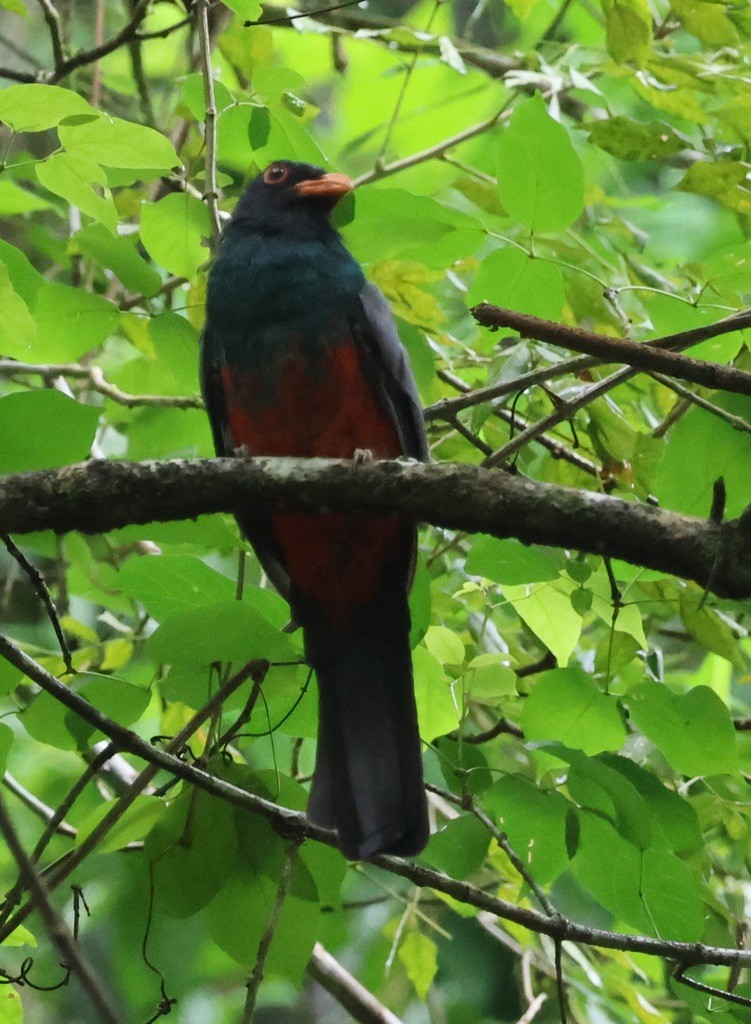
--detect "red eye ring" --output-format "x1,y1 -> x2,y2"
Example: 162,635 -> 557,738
263,163 -> 289,185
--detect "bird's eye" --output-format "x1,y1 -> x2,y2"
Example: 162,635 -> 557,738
263,164 -> 289,186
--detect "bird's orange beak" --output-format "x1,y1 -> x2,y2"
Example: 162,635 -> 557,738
295,172 -> 354,201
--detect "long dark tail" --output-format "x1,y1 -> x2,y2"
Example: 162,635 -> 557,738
304,593 -> 428,860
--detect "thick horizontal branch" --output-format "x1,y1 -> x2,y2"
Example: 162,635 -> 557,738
1,457 -> 750,598
471,305 -> 751,397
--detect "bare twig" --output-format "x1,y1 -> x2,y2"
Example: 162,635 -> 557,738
354,107 -> 509,187
37,0 -> 65,70
426,356 -> 602,420
1,534 -> 73,672
242,841 -> 299,1023
32,745 -> 117,862
650,373 -> 751,434
0,361 -> 203,410
434,368 -> 601,477
2,773 -> 77,838
195,0 -> 222,243
308,943 -> 404,1024
0,791 -> 122,1024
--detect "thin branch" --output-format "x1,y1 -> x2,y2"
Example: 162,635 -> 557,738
37,0 -> 65,71
196,0 -> 222,244
425,354 -> 600,421
32,745 -> 117,862
2,773 -> 77,838
471,304 -> 751,398
248,0 -> 368,27
354,107 -> 509,187
1,456 -> 750,598
0,791 -> 122,1024
41,0 -> 153,84
374,0 -> 442,169
308,943 -> 405,1024
425,783 -> 555,917
2,637 -> 751,976
434,368 -> 601,478
650,373 -> 751,434
2,534 -> 73,672
241,842 -> 298,1023
0,361 -> 203,410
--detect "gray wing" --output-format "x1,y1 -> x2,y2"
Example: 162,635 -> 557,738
355,282 -> 429,462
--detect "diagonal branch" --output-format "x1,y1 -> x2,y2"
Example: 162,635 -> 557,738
471,304 -> 751,397
0,457 -> 750,597
0,790 -> 122,1024
1,634 -> 751,978
37,0 -> 65,71
308,943 -> 404,1024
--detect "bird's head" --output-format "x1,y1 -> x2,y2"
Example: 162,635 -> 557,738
230,160 -> 354,239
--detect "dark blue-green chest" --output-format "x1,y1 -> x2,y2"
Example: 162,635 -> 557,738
206,230 -> 366,369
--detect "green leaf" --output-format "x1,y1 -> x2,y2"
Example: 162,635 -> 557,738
639,846 -> 704,941
466,535 -> 564,585
601,0 -> 653,65
397,931 -> 438,1000
0,0 -> 28,15
78,673 -> 150,727
59,115 -> 180,172
221,0 -> 262,20
423,625 -> 464,666
680,591 -> 743,665
628,683 -> 738,776
463,653 -> 517,708
502,581 -> 582,665
423,815 -> 490,879
522,668 -> 627,754
1,923 -> 36,949
0,390 -> 99,474
179,73 -> 233,120
0,179 -> 53,215
468,246 -> 565,322
484,776 -> 572,884
146,599 -> 301,668
139,194 -> 212,278
76,796 -> 165,854
35,153 -> 118,230
117,555 -> 237,620
146,788 -> 239,918
573,806 -> 704,940
600,755 -> 702,853
496,94 -> 584,233
32,281 -> 119,361
677,161 -> 748,211
22,691 -> 78,751
0,239 -> 45,305
559,748 -> 652,849
0,986 -> 23,1024
73,224 -> 161,295
205,861 -> 320,980
413,646 -> 460,742
342,187 -> 483,268
0,724 -> 12,775
671,0 -> 739,46
0,261 -> 35,358
589,117 -> 687,161
653,395 -> 751,519
0,83 -> 94,130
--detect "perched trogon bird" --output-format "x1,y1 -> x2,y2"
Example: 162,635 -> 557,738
200,160 -> 429,859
